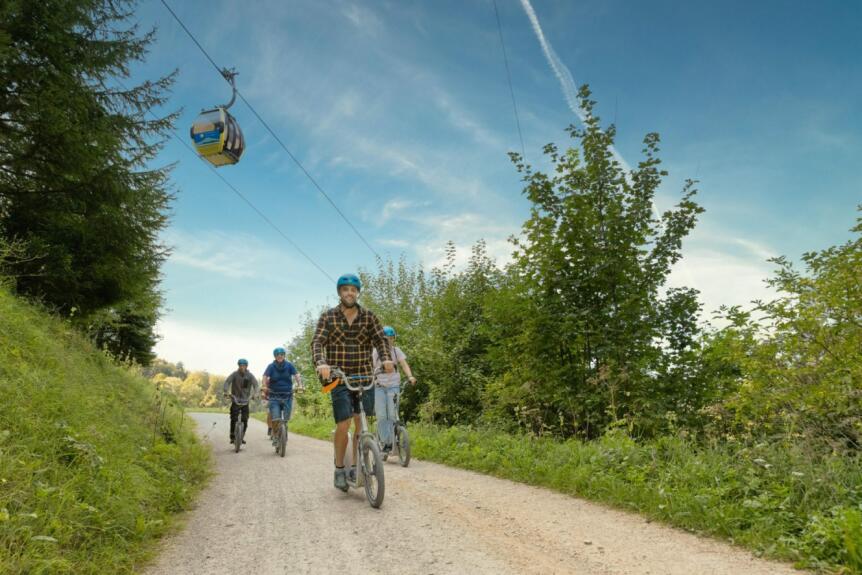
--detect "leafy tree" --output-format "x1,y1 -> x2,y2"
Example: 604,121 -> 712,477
144,358 -> 188,380
184,371 -> 210,394
158,376 -> 183,397
417,241 -> 501,425
707,210 -> 862,452
287,309 -> 332,419
354,245 -> 502,425
201,374 -> 227,408
0,0 -> 177,364
488,85 -> 704,438
357,257 -> 430,422
178,378 -> 205,406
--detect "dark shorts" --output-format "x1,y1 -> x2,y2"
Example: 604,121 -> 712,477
330,384 -> 375,423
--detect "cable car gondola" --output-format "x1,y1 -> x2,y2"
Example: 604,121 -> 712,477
190,68 -> 245,167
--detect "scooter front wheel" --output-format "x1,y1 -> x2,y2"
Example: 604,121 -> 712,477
360,437 -> 385,508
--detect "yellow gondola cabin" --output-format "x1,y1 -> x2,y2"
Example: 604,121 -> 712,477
189,68 -> 245,167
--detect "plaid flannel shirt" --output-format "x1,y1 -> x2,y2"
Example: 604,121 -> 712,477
312,304 -> 391,378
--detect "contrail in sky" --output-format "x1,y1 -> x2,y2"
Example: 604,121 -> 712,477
517,0 -> 699,288
519,0 -> 631,171
518,0 -> 582,120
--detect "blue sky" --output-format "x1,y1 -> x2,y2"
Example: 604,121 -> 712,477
129,0 -> 862,376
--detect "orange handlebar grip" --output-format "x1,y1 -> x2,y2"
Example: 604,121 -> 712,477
321,379 -> 340,394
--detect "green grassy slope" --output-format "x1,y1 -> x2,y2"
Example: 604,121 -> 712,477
0,289 -> 210,574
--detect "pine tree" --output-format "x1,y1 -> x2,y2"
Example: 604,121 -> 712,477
0,0 -> 177,364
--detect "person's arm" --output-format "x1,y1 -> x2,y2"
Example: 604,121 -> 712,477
399,358 -> 416,384
312,313 -> 331,380
223,373 -> 233,396
372,348 -> 381,374
250,374 -> 260,397
262,366 -> 272,399
394,348 -> 415,383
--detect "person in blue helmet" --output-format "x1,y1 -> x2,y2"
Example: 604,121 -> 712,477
373,326 -> 416,454
223,358 -> 259,445
263,347 -> 303,446
312,273 -> 393,491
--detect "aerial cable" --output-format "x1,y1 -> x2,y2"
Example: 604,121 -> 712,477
492,0 -> 527,163
178,137 -> 336,284
159,0 -> 383,262
116,78 -> 335,284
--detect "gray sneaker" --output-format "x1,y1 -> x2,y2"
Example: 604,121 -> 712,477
334,468 -> 348,491
348,466 -> 357,483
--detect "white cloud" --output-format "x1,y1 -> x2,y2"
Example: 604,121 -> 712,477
432,88 -> 504,149
394,211 -> 519,270
341,3 -> 383,35
155,318 -> 297,377
378,238 -> 410,248
667,223 -> 779,318
164,229 -> 286,280
234,11 -> 507,204
379,198 -> 416,224
668,248 -> 776,319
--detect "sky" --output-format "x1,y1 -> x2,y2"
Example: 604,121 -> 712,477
127,0 -> 862,376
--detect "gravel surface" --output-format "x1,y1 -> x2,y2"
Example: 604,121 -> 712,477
141,413 -> 801,575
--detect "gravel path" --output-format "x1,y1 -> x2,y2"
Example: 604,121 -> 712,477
141,413 -> 801,575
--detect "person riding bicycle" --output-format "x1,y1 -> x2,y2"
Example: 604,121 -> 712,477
373,326 -> 416,454
312,273 -> 393,491
263,347 -> 302,446
223,358 -> 259,445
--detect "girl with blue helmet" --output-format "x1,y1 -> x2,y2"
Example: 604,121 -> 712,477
374,326 -> 417,453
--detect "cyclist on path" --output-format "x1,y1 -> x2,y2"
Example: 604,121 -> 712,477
263,347 -> 302,446
223,358 -> 259,445
312,273 -> 393,491
373,326 -> 416,454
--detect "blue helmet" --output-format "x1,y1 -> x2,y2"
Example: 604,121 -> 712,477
336,273 -> 362,293
273,347 -> 286,357
382,326 -> 396,337
237,358 -> 248,366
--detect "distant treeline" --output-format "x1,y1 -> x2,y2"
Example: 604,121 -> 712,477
145,359 -> 230,409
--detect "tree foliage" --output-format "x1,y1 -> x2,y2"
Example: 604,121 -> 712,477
283,85 -> 857,459
0,0 -> 176,364
706,210 -> 862,452
486,86 -> 704,437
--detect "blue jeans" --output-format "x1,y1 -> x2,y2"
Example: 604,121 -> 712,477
268,393 -> 293,421
375,385 -> 400,446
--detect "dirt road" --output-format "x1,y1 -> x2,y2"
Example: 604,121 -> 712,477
142,413 -> 800,575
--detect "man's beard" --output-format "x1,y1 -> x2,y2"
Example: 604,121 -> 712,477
340,297 -> 357,308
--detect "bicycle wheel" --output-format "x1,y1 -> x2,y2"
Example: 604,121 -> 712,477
396,424 -> 410,467
360,437 -> 385,508
234,420 -> 243,453
278,424 -> 287,458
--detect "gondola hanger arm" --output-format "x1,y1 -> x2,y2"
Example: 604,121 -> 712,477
221,67 -> 238,110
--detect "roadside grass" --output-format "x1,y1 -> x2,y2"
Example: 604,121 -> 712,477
0,289 -> 211,575
279,408 -> 861,573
